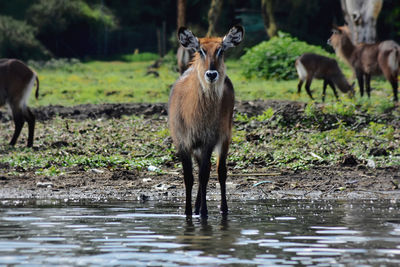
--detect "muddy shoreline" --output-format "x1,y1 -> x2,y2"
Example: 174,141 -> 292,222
1,100 -> 399,202
1,166 -> 400,202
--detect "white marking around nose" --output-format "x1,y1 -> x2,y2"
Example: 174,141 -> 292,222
205,70 -> 219,83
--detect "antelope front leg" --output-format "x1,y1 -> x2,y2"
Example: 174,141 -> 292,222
24,107 -> 35,147
197,149 -> 212,218
297,80 -> 303,95
305,79 -> 314,100
194,186 -> 201,215
365,74 -> 371,98
356,70 -> 364,97
389,74 -> 398,102
322,79 -> 328,102
327,80 -> 339,101
217,141 -> 229,215
180,151 -> 194,217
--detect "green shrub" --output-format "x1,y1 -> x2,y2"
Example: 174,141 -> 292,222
240,32 -> 332,80
119,52 -> 159,62
27,58 -> 82,72
0,16 -> 50,60
27,0 -> 116,34
27,0 -> 117,58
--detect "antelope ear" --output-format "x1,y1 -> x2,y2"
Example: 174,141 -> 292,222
178,27 -> 199,50
222,25 -> 244,50
332,24 -> 340,34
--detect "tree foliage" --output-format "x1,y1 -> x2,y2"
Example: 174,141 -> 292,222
241,32 -> 332,80
0,0 -> 399,60
0,16 -> 50,60
28,0 -> 116,33
27,0 -> 117,57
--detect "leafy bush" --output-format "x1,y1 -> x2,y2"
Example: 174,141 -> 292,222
27,0 -> 117,58
28,58 -> 82,72
240,32 -> 333,80
0,16 -> 50,60
28,0 -> 116,33
119,52 -> 159,62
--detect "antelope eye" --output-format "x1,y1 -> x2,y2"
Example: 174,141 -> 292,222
199,48 -> 207,58
216,48 -> 223,57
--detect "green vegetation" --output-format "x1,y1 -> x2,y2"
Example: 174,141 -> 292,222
0,54 -> 399,176
30,56 -> 176,106
28,55 -> 395,107
0,116 -> 173,175
0,16 -> 50,60
231,109 -> 400,171
1,109 -> 398,175
240,32 -> 333,80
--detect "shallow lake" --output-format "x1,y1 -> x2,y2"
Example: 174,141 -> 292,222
0,199 -> 400,266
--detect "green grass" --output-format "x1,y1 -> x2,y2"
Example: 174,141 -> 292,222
0,54 -> 398,175
0,115 -> 173,174
29,55 -> 396,111
1,112 -> 398,175
32,58 -> 177,106
227,60 -> 395,106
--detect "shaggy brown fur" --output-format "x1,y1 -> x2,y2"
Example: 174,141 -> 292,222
295,53 -> 354,102
329,26 -> 399,102
0,59 -> 39,147
169,26 -> 243,218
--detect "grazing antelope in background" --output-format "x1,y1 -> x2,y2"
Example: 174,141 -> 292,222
177,46 -> 195,74
0,59 -> 39,147
328,25 -> 400,102
295,53 -> 355,102
169,25 -> 244,218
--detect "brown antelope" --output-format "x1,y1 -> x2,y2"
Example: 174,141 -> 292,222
295,53 -> 355,102
328,25 -> 399,102
169,25 -> 244,218
0,59 -> 39,147
177,46 -> 195,74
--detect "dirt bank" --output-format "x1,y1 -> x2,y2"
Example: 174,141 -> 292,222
1,165 -> 400,201
0,100 -> 399,202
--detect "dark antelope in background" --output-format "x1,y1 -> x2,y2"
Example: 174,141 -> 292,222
169,25 -> 244,218
328,25 -> 399,102
295,53 -> 354,102
0,59 -> 39,147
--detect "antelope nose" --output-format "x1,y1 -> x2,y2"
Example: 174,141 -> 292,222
205,70 -> 218,82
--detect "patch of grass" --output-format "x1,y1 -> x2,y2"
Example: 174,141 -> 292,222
1,109 -> 399,175
0,116 -> 175,175
117,52 -> 159,62
30,56 -> 177,106
1,57 -> 399,175
23,56 -> 398,113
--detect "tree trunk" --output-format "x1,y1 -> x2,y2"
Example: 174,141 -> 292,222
340,0 -> 383,44
206,0 -> 223,37
177,0 -> 186,30
261,0 -> 277,38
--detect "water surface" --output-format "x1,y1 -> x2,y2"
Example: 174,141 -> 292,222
0,199 -> 400,266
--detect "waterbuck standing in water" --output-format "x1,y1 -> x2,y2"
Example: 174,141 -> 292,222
169,26 -> 244,218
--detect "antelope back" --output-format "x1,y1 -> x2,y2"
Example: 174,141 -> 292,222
0,59 -> 36,107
